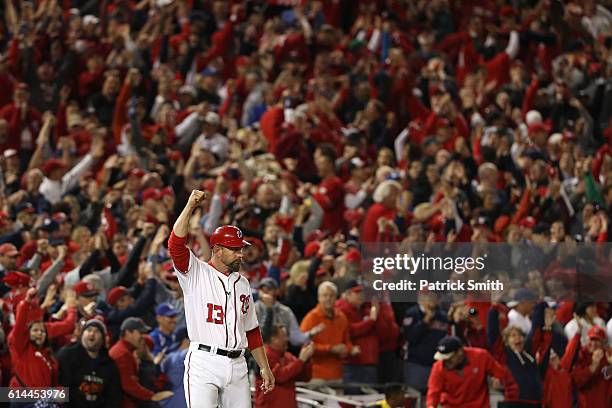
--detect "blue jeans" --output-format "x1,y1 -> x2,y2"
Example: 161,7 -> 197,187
342,364 -> 377,394
378,350 -> 402,384
403,361 -> 431,394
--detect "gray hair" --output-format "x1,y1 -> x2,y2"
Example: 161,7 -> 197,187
373,180 -> 402,203
318,281 -> 338,297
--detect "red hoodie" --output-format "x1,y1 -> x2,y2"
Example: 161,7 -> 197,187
312,176 -> 346,234
335,298 -> 379,366
8,299 -> 59,387
542,333 -> 581,408
360,203 -> 396,243
572,345 -> 612,408
255,344 -> 312,408
0,102 -> 42,150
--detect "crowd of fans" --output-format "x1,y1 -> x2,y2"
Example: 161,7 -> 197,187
0,0 -> 611,407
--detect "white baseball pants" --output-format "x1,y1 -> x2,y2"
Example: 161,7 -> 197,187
183,343 -> 251,408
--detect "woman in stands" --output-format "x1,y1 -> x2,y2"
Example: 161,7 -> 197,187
488,302 -> 569,407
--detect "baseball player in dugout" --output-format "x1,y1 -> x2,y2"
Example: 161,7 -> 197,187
168,189 -> 275,408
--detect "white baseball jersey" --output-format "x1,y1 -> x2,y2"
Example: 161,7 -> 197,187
175,251 -> 259,349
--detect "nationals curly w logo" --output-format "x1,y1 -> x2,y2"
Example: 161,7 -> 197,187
239,294 -> 250,314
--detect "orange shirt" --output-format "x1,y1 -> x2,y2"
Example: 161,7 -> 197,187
300,304 -> 352,380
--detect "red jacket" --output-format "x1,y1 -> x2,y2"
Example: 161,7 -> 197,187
8,299 -> 59,387
255,345 -> 312,408
0,102 -> 42,150
572,345 -> 612,408
260,106 -> 284,152
542,333 -> 581,408
360,203 -> 396,243
427,347 -> 519,408
0,73 -> 15,108
312,176 -> 346,234
109,339 -> 155,408
335,298 -> 379,366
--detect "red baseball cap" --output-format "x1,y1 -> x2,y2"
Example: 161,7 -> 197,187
161,266 -> 178,282
244,236 -> 264,252
305,230 -> 326,244
42,159 -> 68,175
315,268 -> 328,277
129,168 -> 146,178
588,326 -> 606,341
528,123 -> 548,136
235,56 -> 251,68
519,217 -> 536,229
52,212 -> 69,223
160,187 -> 175,198
107,286 -> 129,305
209,226 -> 250,248
141,188 -> 161,202
2,271 -> 31,288
0,243 -> 19,257
74,280 -> 99,297
304,241 -> 320,258
345,248 -> 361,264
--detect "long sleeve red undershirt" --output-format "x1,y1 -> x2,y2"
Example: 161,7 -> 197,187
168,231 -> 190,273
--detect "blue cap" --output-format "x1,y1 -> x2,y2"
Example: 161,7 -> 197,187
507,288 -> 538,307
39,218 -> 59,232
14,201 -> 35,215
434,336 -> 463,360
155,302 -> 179,317
281,10 -> 297,27
258,277 -> 278,290
201,67 -> 218,77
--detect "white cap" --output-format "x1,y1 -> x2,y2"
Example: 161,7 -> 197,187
83,15 -> 100,25
178,85 -> 197,97
284,108 -> 306,125
350,157 -> 365,168
548,133 -> 563,145
525,110 -> 542,126
74,40 -> 89,54
3,149 -> 18,158
157,0 -> 174,6
205,111 -> 220,125
470,112 -> 485,127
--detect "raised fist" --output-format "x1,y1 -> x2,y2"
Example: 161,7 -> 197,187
187,190 -> 208,209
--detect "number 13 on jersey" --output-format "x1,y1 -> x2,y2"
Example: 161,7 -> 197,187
206,303 -> 225,324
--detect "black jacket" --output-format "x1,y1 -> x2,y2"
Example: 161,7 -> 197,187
56,341 -> 121,408
402,305 -> 450,366
107,278 -> 157,342
504,347 -> 543,402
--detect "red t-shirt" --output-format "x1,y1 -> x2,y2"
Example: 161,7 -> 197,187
360,203 -> 396,242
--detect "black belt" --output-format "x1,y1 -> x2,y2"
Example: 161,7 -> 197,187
198,344 -> 243,359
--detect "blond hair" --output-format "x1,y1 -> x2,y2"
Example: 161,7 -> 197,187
502,325 -> 525,345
